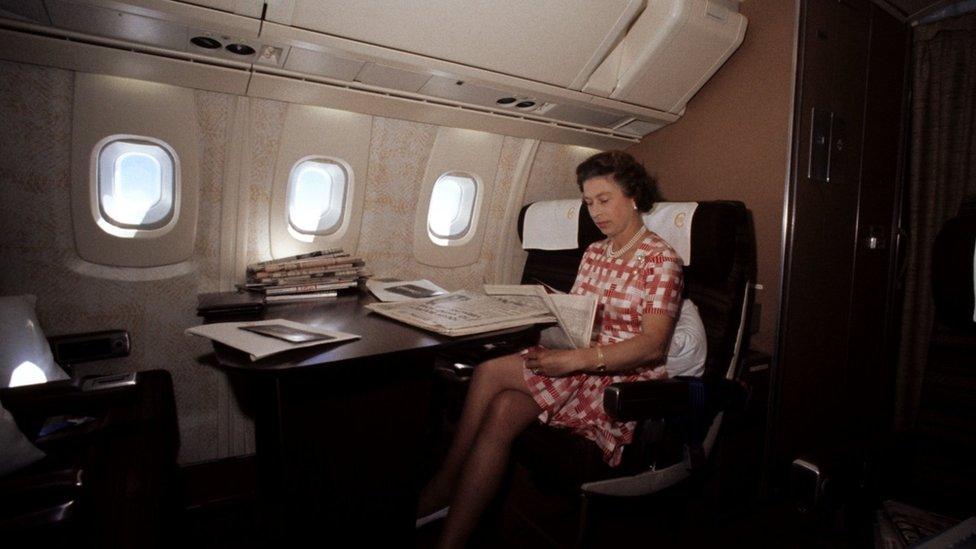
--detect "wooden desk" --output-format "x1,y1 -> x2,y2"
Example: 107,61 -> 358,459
202,292 -> 537,544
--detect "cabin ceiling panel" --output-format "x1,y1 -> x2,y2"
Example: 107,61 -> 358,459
0,0 -> 706,144
0,28 -> 250,95
246,71 -> 635,150
273,0 -> 643,88
52,0 -> 261,37
176,0 -> 264,18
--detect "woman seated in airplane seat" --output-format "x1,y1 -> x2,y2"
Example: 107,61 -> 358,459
417,150 -> 704,547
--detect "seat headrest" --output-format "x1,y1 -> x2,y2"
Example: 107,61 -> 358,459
683,202 -> 746,286
642,202 -> 697,265
518,201 -> 602,250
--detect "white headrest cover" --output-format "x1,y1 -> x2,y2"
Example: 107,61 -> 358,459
522,199 -> 581,250
642,202 -> 698,266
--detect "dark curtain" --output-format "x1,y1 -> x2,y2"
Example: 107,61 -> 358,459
895,11 -> 976,430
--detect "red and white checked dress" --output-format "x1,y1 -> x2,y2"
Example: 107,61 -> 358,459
523,231 -> 684,466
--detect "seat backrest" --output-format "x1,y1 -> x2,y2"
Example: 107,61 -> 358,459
682,201 -> 757,380
518,200 -> 757,380
517,202 -> 602,292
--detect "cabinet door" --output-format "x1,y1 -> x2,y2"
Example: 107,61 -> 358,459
772,0 -> 908,480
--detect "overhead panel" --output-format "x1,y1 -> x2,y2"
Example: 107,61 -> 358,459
47,0 -> 188,50
355,63 -> 431,94
418,75 -> 511,109
615,119 -> 665,137
543,104 -> 627,128
272,0 -> 642,88
283,47 -> 365,81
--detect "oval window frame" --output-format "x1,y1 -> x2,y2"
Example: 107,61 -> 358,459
91,134 -> 181,239
426,171 -> 480,246
285,156 -> 350,238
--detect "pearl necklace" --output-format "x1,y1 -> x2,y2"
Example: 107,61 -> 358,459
607,226 -> 646,259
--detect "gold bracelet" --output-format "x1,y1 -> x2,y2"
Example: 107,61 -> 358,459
594,346 -> 606,373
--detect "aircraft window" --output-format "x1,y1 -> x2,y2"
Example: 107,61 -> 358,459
97,138 -> 176,234
428,173 -> 478,244
287,158 -> 347,235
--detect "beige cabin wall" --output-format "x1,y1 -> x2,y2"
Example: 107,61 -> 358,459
627,1 -> 798,353
0,59 -> 588,464
0,60 -> 231,463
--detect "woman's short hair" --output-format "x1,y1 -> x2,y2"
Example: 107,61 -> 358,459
576,151 -> 659,212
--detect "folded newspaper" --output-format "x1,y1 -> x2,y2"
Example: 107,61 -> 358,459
365,285 -> 597,348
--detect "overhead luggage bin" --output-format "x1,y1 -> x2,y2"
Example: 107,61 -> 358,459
0,0 -> 746,145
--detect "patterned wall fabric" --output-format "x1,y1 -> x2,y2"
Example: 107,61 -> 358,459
0,59 -> 589,464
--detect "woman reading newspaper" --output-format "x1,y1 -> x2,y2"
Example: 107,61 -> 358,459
417,151 -> 704,547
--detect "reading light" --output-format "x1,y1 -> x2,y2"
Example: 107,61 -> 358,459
496,97 -> 517,105
226,43 -> 256,56
190,36 -> 221,49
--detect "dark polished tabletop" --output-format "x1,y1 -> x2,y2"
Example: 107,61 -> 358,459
204,291 -> 537,374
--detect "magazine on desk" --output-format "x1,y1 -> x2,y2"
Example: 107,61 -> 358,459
186,319 -> 360,361
365,285 -> 596,348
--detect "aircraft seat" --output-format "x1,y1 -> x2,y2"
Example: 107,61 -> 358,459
0,297 -> 180,548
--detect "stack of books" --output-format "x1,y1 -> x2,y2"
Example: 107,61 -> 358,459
243,248 -> 370,303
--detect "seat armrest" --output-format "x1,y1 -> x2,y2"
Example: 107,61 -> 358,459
603,377 -> 748,422
0,379 -> 136,438
47,330 -> 130,366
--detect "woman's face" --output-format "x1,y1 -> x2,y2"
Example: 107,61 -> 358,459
582,175 -> 637,238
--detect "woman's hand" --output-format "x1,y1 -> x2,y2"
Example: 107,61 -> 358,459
521,348 -> 589,377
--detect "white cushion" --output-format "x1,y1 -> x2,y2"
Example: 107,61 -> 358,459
642,202 -> 698,266
522,199 -> 582,250
0,401 -> 46,476
0,295 -> 69,389
664,299 -> 707,378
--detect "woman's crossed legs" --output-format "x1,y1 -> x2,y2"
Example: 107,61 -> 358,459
418,351 -> 542,548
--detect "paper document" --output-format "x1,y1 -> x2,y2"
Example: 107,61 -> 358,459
484,285 -> 597,349
186,319 -> 359,361
365,278 -> 448,302
365,290 -> 555,337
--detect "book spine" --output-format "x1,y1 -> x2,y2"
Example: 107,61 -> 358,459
246,248 -> 344,271
253,267 -> 363,283
252,261 -> 364,280
259,254 -> 359,274
265,281 -> 358,295
265,291 -> 338,303
256,274 -> 350,286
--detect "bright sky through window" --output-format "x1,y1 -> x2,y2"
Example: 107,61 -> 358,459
287,159 -> 346,235
97,138 -> 175,233
428,173 -> 476,242
105,152 -> 162,224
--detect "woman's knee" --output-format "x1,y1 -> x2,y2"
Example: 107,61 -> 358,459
479,390 -> 540,442
474,353 -> 525,387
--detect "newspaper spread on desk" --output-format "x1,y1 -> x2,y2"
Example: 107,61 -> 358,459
365,290 -> 556,337
365,286 -> 596,345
